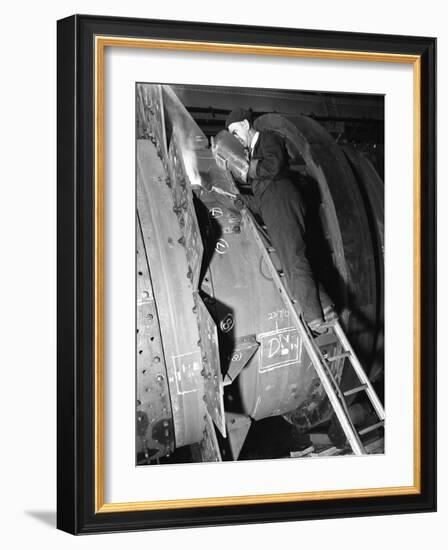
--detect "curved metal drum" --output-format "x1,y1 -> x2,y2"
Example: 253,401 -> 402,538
195,181 -> 344,423
342,145 -> 384,384
136,213 -> 174,461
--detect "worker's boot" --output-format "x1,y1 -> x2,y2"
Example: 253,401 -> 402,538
323,305 -> 338,324
308,317 -> 328,336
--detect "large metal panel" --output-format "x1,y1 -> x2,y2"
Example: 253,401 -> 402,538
137,138 -> 206,448
195,295 -> 226,436
136,83 -> 228,449
167,134 -> 204,289
136,83 -> 169,166
136,215 -> 174,461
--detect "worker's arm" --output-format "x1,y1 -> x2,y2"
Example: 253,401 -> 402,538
248,132 -> 288,179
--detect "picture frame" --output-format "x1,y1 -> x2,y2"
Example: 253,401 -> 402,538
57,14 -> 436,534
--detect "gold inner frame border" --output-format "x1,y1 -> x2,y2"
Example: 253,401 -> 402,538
94,35 -> 421,513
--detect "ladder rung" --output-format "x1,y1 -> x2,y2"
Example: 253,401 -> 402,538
267,246 -> 276,253
358,420 -> 384,436
343,384 -> 368,397
278,270 -> 284,277
327,351 -> 351,362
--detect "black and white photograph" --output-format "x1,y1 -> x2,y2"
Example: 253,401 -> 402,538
136,83 -> 385,465
0,0 -> 442,543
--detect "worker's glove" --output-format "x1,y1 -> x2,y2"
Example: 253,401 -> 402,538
235,161 -> 249,184
308,318 -> 328,336
210,136 -> 217,155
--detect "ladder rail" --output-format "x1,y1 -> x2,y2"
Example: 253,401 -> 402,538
333,321 -> 385,421
298,321 -> 366,455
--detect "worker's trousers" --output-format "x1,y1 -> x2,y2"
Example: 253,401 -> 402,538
244,178 -> 332,323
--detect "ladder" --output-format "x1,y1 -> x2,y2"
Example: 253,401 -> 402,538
242,207 -> 385,456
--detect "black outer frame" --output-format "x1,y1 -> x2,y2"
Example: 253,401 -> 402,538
57,14 -> 436,535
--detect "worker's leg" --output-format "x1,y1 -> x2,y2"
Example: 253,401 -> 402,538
260,180 -> 324,323
241,193 -> 261,216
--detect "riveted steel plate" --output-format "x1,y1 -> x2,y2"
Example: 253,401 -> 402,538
167,133 -> 204,290
190,412 -> 222,463
136,84 -> 169,167
224,335 -> 259,385
136,215 -> 174,462
137,138 -> 206,448
194,293 -> 225,436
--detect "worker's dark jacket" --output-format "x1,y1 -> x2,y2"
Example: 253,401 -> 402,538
248,130 -> 290,197
244,129 -> 331,323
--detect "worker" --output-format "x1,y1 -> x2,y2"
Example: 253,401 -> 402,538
225,107 -> 335,334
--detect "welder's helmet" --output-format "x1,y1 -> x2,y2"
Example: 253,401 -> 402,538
225,107 -> 253,130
